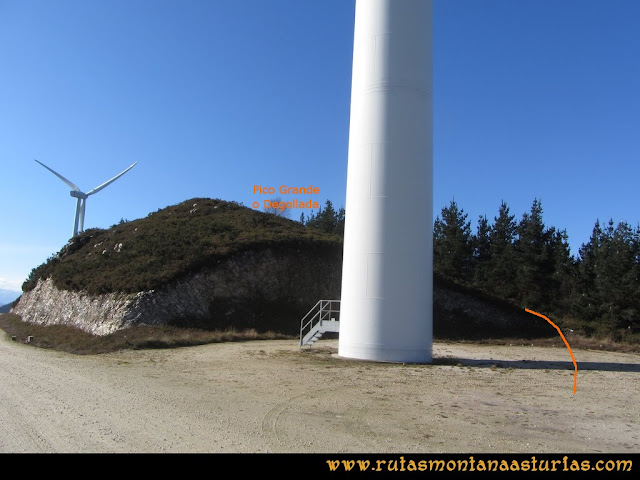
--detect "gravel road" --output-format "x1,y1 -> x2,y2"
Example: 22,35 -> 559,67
0,334 -> 638,453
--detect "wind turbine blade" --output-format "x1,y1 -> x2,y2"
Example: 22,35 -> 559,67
35,159 -> 81,191
86,162 -> 137,196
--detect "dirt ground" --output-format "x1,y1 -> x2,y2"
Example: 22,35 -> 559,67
0,333 -> 638,453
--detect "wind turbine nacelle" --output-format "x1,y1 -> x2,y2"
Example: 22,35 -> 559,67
35,158 -> 136,237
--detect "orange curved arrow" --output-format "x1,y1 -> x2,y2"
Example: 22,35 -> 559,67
525,308 -> 578,394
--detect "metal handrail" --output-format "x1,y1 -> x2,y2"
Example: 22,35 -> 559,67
299,299 -> 340,346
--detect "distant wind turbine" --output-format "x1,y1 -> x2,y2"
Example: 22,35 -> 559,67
35,159 -> 137,237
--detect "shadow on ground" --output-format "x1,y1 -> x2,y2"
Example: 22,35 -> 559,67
434,357 -> 640,373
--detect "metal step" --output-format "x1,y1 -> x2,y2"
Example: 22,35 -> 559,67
320,319 -> 340,333
299,300 -> 340,347
302,320 -> 340,346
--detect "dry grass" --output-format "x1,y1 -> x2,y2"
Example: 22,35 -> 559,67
0,313 -> 291,355
2,312 -> 639,356
446,334 -> 640,354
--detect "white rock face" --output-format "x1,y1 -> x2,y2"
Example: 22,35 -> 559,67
12,248 -> 342,336
12,277 -> 135,335
12,247 -> 543,339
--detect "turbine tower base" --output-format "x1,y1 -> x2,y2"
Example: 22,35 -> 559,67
338,0 -> 433,364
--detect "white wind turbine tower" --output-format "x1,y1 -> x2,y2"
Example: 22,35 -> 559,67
35,159 -> 137,237
339,0 -> 433,363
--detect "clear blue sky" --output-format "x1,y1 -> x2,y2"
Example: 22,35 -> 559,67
1,0 -> 639,295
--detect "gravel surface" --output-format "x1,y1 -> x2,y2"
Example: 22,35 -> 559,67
1,335 -> 638,453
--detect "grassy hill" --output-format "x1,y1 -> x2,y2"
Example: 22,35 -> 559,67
14,196 -> 637,354
23,198 -> 342,295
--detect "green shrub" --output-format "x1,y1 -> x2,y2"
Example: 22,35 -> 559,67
23,198 -> 342,295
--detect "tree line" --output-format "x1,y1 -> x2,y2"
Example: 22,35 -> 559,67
299,200 -> 345,238
302,199 -> 640,338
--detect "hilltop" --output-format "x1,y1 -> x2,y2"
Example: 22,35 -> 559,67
12,198 -> 343,335
23,198 -> 342,295
11,195 -> 602,347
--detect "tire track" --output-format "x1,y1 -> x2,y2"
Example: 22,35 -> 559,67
261,385 -> 381,452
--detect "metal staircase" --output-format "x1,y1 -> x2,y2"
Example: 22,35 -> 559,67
299,300 -> 340,347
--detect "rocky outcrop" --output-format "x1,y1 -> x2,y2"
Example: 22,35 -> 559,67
13,278 -> 135,335
13,244 -> 550,339
13,247 -> 342,336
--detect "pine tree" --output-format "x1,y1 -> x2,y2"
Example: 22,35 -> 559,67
487,201 -> 519,301
304,200 -> 345,237
572,218 -> 640,334
595,220 -> 640,331
316,200 -> 337,233
573,220 -> 604,326
335,206 -> 345,237
472,215 -> 492,290
549,227 -> 575,314
515,199 -> 555,311
434,200 -> 473,285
